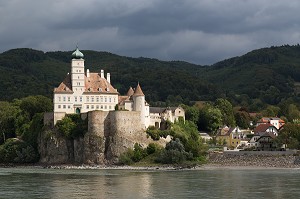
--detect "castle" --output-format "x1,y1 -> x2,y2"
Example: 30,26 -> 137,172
51,47 -> 185,128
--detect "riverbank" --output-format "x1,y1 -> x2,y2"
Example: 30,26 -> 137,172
206,152 -> 300,168
1,152 -> 300,170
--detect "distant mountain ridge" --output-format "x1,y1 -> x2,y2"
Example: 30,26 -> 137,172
1,45 -> 300,107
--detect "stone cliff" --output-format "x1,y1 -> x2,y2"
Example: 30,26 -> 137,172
39,110 -> 168,165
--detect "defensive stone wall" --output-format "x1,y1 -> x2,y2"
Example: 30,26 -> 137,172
43,112 -> 66,126
40,110 -> 161,165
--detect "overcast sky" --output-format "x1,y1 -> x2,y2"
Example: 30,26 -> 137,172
1,0 -> 300,65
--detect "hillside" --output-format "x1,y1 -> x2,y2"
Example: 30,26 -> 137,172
1,45 -> 300,107
0,48 -> 213,104
206,45 -> 300,105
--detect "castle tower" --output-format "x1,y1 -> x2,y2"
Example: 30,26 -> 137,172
71,47 -> 85,94
133,83 -> 146,128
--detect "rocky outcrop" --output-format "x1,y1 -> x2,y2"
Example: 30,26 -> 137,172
39,111 -> 167,165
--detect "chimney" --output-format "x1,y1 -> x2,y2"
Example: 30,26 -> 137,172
87,69 -> 90,78
107,73 -> 111,83
101,69 -> 104,78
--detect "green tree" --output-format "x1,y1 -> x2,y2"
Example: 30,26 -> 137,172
287,104 -> 300,122
0,101 -> 20,144
198,105 -> 223,133
182,105 -> 200,125
275,123 -> 300,149
19,95 -> 52,120
215,98 -> 235,126
156,138 -> 192,164
56,117 -> 76,138
235,110 -> 251,129
0,138 -> 38,163
260,105 -> 280,117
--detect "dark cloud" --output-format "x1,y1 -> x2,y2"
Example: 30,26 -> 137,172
1,0 -> 300,65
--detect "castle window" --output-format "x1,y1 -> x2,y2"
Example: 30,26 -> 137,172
109,97 -> 111,102
68,105 -> 71,109
86,97 -> 89,102
105,97 -> 107,102
96,97 -> 99,102
105,105 -> 107,109
63,105 -> 66,109
109,106 -> 112,110
68,97 -> 70,102
114,98 -> 116,102
75,96 -> 77,102
87,105 -> 89,109
80,97 -> 82,102
58,105 -> 61,109
78,76 -> 79,79
101,97 -> 103,102
91,97 -> 94,102
96,105 -> 99,109
91,105 -> 94,109
101,105 -> 103,109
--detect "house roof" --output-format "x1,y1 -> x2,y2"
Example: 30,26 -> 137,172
150,107 -> 165,114
256,132 -> 277,141
253,123 -> 275,134
133,83 -> 145,96
257,117 -> 285,123
149,107 -> 181,114
54,74 -> 73,93
126,87 -> 134,96
54,72 -> 118,94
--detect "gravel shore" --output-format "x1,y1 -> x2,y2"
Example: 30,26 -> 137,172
207,153 -> 300,168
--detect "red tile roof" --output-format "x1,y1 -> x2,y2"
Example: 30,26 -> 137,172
126,86 -> 134,96
133,83 -> 144,96
54,74 -> 73,93
85,73 -> 118,93
253,123 -> 273,134
54,73 -> 118,94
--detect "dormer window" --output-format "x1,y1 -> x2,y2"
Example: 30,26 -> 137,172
98,88 -> 102,92
106,88 -> 110,92
88,88 -> 91,91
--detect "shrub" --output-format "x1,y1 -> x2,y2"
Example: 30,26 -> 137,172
156,138 -> 193,164
0,138 -> 39,163
56,114 -> 87,139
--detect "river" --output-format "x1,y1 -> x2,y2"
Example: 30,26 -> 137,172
0,167 -> 299,199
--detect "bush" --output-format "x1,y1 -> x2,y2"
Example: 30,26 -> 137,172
118,148 -> 134,165
156,138 -> 193,164
56,114 -> 87,139
118,143 -> 160,165
0,138 -> 39,163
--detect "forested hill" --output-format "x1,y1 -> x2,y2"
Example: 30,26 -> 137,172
1,45 -> 300,108
0,48 -> 212,104
205,45 -> 300,106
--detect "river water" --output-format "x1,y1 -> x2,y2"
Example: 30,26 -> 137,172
0,167 -> 300,199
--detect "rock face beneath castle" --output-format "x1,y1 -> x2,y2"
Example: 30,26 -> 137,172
39,111 -> 163,165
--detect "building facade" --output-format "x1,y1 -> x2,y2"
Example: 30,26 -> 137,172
52,47 -> 185,129
53,47 -> 119,114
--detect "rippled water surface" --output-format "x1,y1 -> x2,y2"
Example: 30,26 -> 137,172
0,167 -> 300,199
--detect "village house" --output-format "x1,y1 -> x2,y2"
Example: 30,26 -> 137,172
246,123 -> 279,150
256,117 -> 285,129
216,126 -> 245,148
